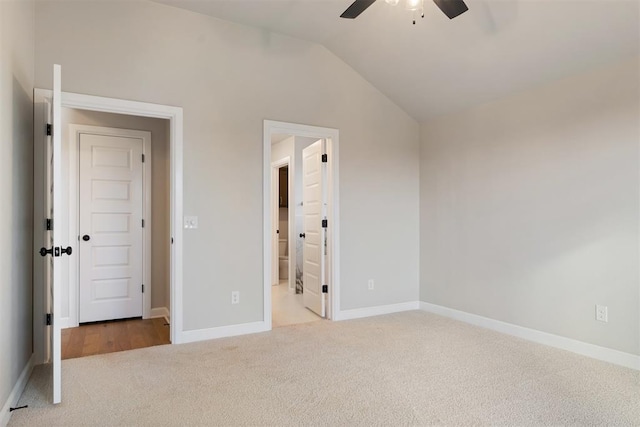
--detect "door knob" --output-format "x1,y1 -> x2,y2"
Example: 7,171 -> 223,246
39,247 -> 53,257
299,233 -> 306,238
82,235 -> 90,241
39,246 -> 72,257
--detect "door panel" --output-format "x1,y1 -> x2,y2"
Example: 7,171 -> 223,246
302,139 -> 326,317
79,133 -> 144,323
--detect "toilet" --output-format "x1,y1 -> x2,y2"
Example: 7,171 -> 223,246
278,239 -> 288,279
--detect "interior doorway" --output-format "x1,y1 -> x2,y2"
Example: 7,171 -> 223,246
33,84 -> 185,396
264,121 -> 341,328
54,112 -> 172,358
270,152 -> 320,327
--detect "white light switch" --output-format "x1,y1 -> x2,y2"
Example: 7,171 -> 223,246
184,216 -> 198,229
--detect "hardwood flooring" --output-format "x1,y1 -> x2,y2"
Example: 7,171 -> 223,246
61,317 -> 170,360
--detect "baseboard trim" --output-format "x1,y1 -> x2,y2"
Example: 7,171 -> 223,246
1,353 -> 35,427
180,321 -> 270,344
335,301 -> 420,321
150,307 -> 170,320
420,301 -> 640,371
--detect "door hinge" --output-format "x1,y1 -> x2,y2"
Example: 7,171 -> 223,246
322,219 -> 328,228
322,285 -> 328,293
46,124 -> 52,136
46,313 -> 52,325
142,219 -> 145,228
142,284 -> 144,293
46,218 -> 52,231
321,153 -> 328,163
142,153 -> 145,163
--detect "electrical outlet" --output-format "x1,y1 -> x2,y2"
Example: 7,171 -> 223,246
596,305 -> 608,322
231,291 -> 240,305
368,279 -> 374,290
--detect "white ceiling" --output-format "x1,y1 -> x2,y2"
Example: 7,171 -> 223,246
153,0 -> 639,121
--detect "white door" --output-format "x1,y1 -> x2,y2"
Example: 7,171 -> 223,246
42,64 -> 64,404
302,139 -> 326,317
78,132 -> 144,323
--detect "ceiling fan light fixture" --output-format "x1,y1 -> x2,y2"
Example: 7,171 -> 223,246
339,0 -> 467,23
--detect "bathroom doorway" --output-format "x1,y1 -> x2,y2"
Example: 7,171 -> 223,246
266,121 -> 340,328
271,137 -> 320,328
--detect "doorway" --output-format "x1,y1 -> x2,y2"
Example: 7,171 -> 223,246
33,88 -> 184,375
55,112 -> 172,358
264,121 -> 340,328
270,153 -> 319,327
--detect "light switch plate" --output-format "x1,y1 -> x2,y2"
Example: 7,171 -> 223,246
184,216 -> 198,229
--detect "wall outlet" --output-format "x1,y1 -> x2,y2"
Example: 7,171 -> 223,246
231,291 -> 240,305
368,279 -> 374,290
595,305 -> 608,322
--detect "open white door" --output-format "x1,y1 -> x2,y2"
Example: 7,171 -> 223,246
41,64 -> 64,404
301,139 -> 326,317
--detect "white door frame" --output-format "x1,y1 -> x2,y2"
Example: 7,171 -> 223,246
34,89 -> 185,364
70,125 -> 152,324
271,157 -> 291,289
263,120 -> 340,326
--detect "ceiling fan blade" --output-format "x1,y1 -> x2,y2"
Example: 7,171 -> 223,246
340,0 -> 377,19
432,0 -> 468,19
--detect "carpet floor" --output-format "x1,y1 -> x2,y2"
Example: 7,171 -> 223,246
9,311 -> 640,426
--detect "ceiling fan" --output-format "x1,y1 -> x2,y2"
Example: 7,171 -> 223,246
340,0 -> 468,21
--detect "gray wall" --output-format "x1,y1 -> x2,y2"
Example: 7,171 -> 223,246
34,1 -> 420,330
420,57 -> 640,355
0,0 -> 35,413
61,108 -> 171,312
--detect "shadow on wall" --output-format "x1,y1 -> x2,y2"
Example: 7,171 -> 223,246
12,74 -> 34,349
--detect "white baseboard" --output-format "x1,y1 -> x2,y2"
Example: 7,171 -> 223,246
150,307 -> 170,321
180,321 -> 270,344
420,301 -> 640,371
1,353 -> 35,427
335,301 -> 420,321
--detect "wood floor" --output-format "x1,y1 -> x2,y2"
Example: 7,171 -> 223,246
61,317 -> 170,360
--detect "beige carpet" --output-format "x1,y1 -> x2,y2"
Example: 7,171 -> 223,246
9,311 -> 640,426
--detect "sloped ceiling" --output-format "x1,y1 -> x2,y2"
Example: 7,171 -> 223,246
152,0 -> 639,121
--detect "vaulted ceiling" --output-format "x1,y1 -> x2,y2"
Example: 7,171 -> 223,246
152,0 -> 639,121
